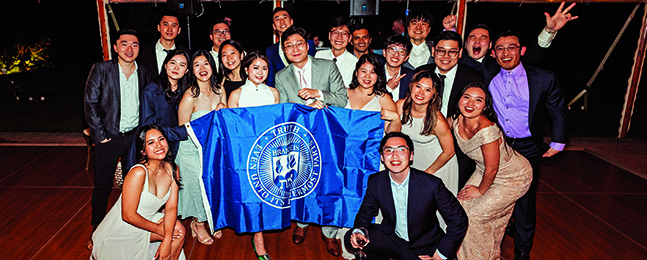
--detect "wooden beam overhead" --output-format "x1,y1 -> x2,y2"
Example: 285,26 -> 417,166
107,0 -> 645,3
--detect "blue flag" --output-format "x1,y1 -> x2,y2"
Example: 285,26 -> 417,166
188,103 -> 384,233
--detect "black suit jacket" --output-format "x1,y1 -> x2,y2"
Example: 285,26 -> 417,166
137,42 -> 161,79
459,35 -> 548,85
382,66 -> 415,101
84,59 -> 151,143
138,43 -> 190,79
415,63 -> 484,119
520,65 -> 568,146
354,168 -> 467,258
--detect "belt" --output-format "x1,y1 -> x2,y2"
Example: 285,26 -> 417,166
506,136 -> 534,144
118,128 -> 136,136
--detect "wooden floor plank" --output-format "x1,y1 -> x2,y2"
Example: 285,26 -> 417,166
0,146 -> 53,182
0,187 -> 92,259
1,147 -> 93,187
32,189 -> 121,260
539,151 -> 647,193
3,148 -> 646,259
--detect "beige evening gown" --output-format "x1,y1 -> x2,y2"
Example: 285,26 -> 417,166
453,122 -> 532,260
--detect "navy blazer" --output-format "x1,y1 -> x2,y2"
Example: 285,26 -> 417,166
84,59 -> 151,143
383,66 -> 415,101
266,39 -> 317,87
415,63 -> 484,119
125,81 -> 189,170
520,65 -> 568,146
353,168 -> 467,258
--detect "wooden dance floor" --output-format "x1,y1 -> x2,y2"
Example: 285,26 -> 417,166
1,145 -> 645,259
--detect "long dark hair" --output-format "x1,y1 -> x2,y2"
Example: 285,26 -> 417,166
189,49 -> 221,98
452,82 -> 503,132
401,70 -> 442,136
348,53 -> 388,96
155,48 -> 191,105
218,39 -> 245,82
135,124 -> 181,188
240,50 -> 270,84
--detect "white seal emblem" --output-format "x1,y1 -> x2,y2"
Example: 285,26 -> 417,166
247,122 -> 322,209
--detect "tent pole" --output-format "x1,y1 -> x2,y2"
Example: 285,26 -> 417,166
97,0 -> 111,61
456,0 -> 467,36
568,3 -> 641,110
619,4 -> 647,138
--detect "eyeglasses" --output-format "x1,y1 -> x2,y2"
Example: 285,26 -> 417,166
386,46 -> 408,57
383,146 -> 409,155
434,48 -> 460,57
494,45 -> 519,54
330,30 -> 350,38
213,30 -> 230,36
284,41 -> 306,53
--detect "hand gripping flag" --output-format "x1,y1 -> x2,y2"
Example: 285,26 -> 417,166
187,103 -> 384,233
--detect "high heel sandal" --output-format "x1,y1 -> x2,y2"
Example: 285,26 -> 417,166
251,236 -> 271,260
190,220 -> 214,245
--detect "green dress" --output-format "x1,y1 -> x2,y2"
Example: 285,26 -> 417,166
176,110 -> 211,222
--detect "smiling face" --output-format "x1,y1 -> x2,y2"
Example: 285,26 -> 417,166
220,44 -> 242,71
351,29 -> 371,53
113,34 -> 139,63
245,58 -> 269,86
459,87 -> 487,118
407,18 -> 431,43
381,137 -> 412,174
466,28 -> 490,60
192,55 -> 212,83
409,77 -> 436,106
272,10 -> 293,36
433,39 -> 461,74
493,35 -> 526,71
329,25 -> 351,52
384,44 -> 410,68
142,129 -> 169,161
157,15 -> 181,42
355,62 -> 378,89
210,23 -> 231,51
165,54 -> 188,81
283,33 -> 309,67
384,44 -> 409,68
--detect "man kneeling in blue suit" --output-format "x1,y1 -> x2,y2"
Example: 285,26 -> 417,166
345,132 -> 467,260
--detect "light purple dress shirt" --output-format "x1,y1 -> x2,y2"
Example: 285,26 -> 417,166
489,63 -> 565,151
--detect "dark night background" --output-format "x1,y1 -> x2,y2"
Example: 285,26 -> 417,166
0,0 -> 645,138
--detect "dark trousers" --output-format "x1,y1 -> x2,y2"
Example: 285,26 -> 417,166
455,135 -> 476,191
343,225 -> 432,260
507,138 -> 542,255
91,133 -> 134,226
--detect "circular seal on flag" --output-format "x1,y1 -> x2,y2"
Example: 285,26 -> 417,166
247,122 -> 322,209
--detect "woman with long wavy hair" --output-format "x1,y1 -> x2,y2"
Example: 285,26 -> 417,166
176,49 -> 226,245
396,70 -> 459,230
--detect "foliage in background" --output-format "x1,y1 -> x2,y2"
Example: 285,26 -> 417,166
0,39 -> 51,74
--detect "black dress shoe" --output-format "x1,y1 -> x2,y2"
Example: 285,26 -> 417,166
514,251 -> 530,260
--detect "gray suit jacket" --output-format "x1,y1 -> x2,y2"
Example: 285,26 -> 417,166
274,56 -> 348,107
